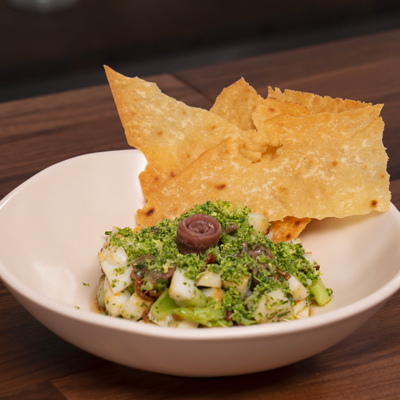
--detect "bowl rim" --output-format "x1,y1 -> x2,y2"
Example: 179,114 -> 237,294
1,150 -> 400,342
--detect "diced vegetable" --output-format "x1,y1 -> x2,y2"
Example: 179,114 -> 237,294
121,293 -> 153,321
169,268 -> 196,302
148,289 -> 203,327
223,275 -> 251,299
292,298 -> 309,318
302,252 -> 315,265
96,275 -> 106,311
175,287 -> 207,308
104,276 -> 131,317
297,305 -> 310,319
150,289 -> 179,321
100,246 -> 134,294
288,275 -> 308,301
196,271 -> 222,288
310,278 -> 331,306
248,212 -> 269,235
201,287 -> 224,304
252,289 -> 292,323
173,307 -> 227,327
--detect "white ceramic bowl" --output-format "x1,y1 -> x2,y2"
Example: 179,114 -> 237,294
1,150 -> 400,377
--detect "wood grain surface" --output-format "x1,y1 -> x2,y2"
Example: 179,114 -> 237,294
1,29 -> 400,400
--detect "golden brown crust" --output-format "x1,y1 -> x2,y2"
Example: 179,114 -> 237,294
210,86 -> 316,240
104,66 -> 245,199
210,78 -> 263,131
269,217 -> 312,243
268,87 -> 372,114
105,69 -> 390,240
137,105 -> 390,227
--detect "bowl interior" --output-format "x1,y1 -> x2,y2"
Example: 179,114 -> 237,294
1,150 -> 400,319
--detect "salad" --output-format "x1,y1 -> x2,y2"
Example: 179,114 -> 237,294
96,201 -> 332,328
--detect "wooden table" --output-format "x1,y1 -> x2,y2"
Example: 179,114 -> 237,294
1,29 -> 399,399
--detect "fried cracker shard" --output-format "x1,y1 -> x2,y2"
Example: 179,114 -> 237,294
105,66 -> 245,199
268,87 -> 372,114
137,105 -> 390,227
210,79 -> 314,240
210,77 -> 263,131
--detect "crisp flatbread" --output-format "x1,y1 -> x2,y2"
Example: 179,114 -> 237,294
105,66 -> 247,198
137,105 -> 390,227
268,87 -> 372,114
269,217 -> 312,243
253,97 -> 313,121
211,85 -> 315,241
211,83 -> 380,241
210,78 -> 263,131
251,97 -> 315,148
210,80 -> 314,240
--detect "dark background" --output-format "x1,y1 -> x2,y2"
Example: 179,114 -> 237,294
1,0 -> 400,103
